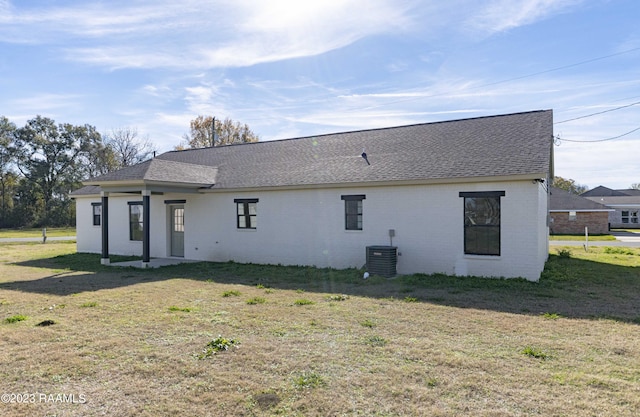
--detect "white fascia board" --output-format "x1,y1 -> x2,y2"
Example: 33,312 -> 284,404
199,173 -> 548,193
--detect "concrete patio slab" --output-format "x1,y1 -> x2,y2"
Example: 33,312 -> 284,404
109,258 -> 200,268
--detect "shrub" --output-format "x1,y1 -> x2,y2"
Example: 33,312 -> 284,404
246,297 -> 266,305
556,248 -> 572,258
521,346 -> 549,360
293,371 -> 326,389
80,301 -> 97,308
365,335 -> 387,347
4,315 -> 27,324
221,290 -> 241,297
604,247 -> 637,256
168,306 -> 192,312
198,335 -> 239,359
293,299 -> 315,306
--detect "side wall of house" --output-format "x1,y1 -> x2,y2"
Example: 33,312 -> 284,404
75,198 -> 102,253
74,195 -> 169,257
608,208 -> 640,229
74,179 -> 548,280
550,211 -> 610,234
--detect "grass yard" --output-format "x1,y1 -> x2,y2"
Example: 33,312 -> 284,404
0,242 -> 639,416
549,234 -> 617,241
0,227 -> 76,238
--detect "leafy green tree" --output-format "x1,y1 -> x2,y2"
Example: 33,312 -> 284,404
552,176 -> 589,195
177,116 -> 259,149
0,116 -> 17,226
12,116 -> 100,226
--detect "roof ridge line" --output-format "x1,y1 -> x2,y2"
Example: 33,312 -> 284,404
163,109 -> 551,155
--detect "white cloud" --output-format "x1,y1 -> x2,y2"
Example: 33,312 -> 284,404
470,0 -> 584,34
1,0 -> 415,69
10,93 -> 82,114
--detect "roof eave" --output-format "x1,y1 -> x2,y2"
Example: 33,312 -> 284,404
199,173 -> 549,193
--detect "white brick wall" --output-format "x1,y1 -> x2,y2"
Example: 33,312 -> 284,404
75,179 -> 548,281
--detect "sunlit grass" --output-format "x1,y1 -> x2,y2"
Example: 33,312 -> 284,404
0,242 -> 638,416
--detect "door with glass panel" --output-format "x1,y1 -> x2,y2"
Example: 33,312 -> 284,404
170,205 -> 184,257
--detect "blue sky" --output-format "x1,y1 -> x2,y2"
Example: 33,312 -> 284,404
1,0 -> 638,189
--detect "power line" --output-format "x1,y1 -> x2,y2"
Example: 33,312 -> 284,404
239,46 -> 640,121
555,100 -> 640,124
555,125 -> 640,143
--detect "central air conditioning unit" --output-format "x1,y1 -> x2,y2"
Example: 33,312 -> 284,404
366,245 -> 398,278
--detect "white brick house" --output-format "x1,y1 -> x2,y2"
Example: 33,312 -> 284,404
72,111 -> 554,281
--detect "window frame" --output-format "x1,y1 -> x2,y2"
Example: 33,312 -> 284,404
341,195 -> 366,231
459,191 -> 505,256
128,201 -> 144,241
91,202 -> 102,226
621,210 -> 638,224
234,198 -> 258,230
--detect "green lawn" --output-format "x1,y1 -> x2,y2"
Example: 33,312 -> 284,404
0,242 -> 638,416
0,227 -> 76,238
549,233 -> 617,241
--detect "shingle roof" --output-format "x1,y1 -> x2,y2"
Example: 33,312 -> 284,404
581,186 -> 629,197
549,187 -> 611,211
83,159 -> 218,185
79,110 -> 552,192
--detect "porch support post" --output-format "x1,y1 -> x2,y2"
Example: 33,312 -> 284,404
142,190 -> 151,267
100,191 -> 110,265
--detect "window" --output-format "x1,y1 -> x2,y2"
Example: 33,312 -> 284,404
128,202 -> 144,241
235,199 -> 258,229
341,195 -> 365,230
91,203 -> 102,226
173,207 -> 184,232
569,211 -> 577,221
460,191 -> 505,256
622,210 -> 639,224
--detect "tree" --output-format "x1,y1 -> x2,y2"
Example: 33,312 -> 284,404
177,116 -> 259,149
552,176 -> 589,195
12,116 -> 100,226
0,116 -> 17,226
81,135 -> 118,179
105,127 -> 157,167
631,183 -> 640,190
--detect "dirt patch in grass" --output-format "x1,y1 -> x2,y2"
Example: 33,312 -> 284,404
0,243 -> 639,416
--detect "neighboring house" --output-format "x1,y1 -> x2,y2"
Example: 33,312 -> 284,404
581,186 -> 640,229
548,186 -> 612,234
71,110 -> 554,281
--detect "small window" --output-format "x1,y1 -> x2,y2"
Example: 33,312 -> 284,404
460,191 -> 505,256
173,208 -> 184,232
128,202 -> 144,241
235,199 -> 258,229
569,211 -> 577,221
622,210 -> 638,224
341,195 -> 365,230
91,203 -> 102,226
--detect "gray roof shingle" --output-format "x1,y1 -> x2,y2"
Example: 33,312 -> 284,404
80,110 -> 552,192
549,187 -> 611,211
84,159 -> 218,185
